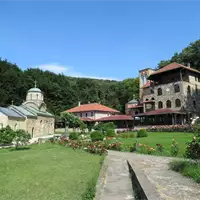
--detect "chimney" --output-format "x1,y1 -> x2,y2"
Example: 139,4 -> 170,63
78,101 -> 81,106
187,63 -> 191,68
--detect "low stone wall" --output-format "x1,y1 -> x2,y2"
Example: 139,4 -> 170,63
127,161 -> 148,200
127,160 -> 162,200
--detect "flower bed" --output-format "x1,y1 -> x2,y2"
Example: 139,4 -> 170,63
147,125 -> 194,133
47,136 -> 123,155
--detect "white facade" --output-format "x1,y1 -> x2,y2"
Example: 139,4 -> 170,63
74,111 -> 111,119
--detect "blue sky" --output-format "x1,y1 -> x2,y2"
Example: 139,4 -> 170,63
0,1 -> 200,80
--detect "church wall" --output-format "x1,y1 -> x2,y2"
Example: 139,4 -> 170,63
7,118 -> 26,131
0,112 -> 8,128
33,116 -> 54,137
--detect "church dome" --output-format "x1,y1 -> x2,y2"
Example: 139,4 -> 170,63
127,99 -> 138,104
28,88 -> 42,92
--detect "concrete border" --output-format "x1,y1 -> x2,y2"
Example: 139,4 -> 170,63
94,155 -> 108,200
127,160 -> 164,200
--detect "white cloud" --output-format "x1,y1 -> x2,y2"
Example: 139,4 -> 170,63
35,63 -> 69,74
32,63 -> 119,81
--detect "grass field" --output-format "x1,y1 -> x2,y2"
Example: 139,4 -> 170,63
114,132 -> 194,156
0,144 -> 103,200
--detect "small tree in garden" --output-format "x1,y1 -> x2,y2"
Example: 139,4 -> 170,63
60,112 -> 83,135
0,126 -> 15,145
170,138 -> 179,157
185,119 -> 200,160
13,129 -> 31,149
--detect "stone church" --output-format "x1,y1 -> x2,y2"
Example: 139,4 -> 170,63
0,83 -> 55,138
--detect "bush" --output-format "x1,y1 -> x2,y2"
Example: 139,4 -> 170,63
185,136 -> 200,159
106,129 -> 115,137
93,122 -> 116,134
147,125 -> 193,132
90,131 -> 104,142
69,132 -> 79,140
169,160 -> 200,183
137,129 -> 148,138
170,138 -> 179,157
13,129 -> 31,149
0,126 -> 15,145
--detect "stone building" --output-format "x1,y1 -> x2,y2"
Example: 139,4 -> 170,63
0,84 -> 55,137
126,62 -> 200,125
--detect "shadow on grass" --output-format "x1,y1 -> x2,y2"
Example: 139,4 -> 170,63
9,146 -> 31,151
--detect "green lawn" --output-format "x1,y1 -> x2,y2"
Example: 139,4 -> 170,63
114,132 -> 194,156
0,144 -> 103,200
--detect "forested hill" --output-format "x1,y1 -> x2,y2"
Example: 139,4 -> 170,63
157,39 -> 200,69
0,59 -> 139,115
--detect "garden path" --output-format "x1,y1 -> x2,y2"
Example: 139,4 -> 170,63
96,151 -> 200,200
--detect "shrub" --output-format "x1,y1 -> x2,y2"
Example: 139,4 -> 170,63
156,144 -> 164,154
0,126 -> 15,145
120,133 -> 129,139
90,131 -> 104,142
137,129 -> 148,138
169,160 -> 200,183
170,138 -> 179,157
147,125 -> 193,132
185,136 -> 200,159
13,129 -> 31,149
69,132 -> 79,140
106,129 -> 116,137
93,122 -> 116,134
129,133 -> 135,138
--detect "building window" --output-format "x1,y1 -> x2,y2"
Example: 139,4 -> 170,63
80,113 -> 82,117
193,100 -> 196,108
174,84 -> 180,93
36,94 -> 39,100
151,97 -> 155,100
166,100 -> 172,108
157,88 -> 162,96
175,99 -> 181,107
158,101 -> 163,109
145,99 -> 149,101
150,88 -> 154,94
196,84 -> 198,94
86,113 -> 88,117
91,112 -> 94,117
187,85 -> 191,94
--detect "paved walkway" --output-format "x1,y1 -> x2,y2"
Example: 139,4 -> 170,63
96,151 -> 200,200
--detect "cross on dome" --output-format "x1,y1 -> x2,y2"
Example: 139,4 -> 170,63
34,80 -> 37,88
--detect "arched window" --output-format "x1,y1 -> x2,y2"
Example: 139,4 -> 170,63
157,88 -> 162,96
158,101 -> 163,109
174,84 -> 180,93
193,100 -> 196,108
151,97 -> 155,100
166,100 -> 172,108
187,85 -> 191,94
175,99 -> 181,107
36,94 -> 39,100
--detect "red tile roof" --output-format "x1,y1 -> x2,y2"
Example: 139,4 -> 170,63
136,109 -> 183,116
66,103 -> 120,113
149,62 -> 200,78
97,115 -> 133,121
